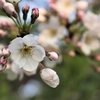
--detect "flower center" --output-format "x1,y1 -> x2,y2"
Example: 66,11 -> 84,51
49,29 -> 56,37
21,44 -> 33,55
85,35 -> 93,43
64,2 -> 71,7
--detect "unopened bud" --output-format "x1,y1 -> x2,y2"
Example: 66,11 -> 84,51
76,41 -> 82,47
68,50 -> 75,57
3,2 -> 17,18
76,0 -> 88,10
40,68 -> 60,88
2,47 -> 10,56
77,10 -> 84,20
31,8 -> 39,24
22,4 -> 30,20
0,56 -> 7,65
48,52 -> 58,61
0,0 -> 6,9
0,29 -> 7,36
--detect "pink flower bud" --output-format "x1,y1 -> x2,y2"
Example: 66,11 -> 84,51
76,41 -> 82,47
95,55 -> 100,61
0,21 -> 8,27
48,52 -> 58,61
77,10 -> 84,20
49,0 -> 56,3
68,50 -> 75,57
32,8 -> 39,18
0,0 -> 6,8
3,2 -> 17,18
40,68 -> 60,88
22,4 -> 30,20
22,4 -> 30,14
0,56 -> 7,65
0,29 -> 7,36
31,8 -> 39,24
76,0 -> 88,10
2,47 -> 10,56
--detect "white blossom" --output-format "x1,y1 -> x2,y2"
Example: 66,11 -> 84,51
81,31 -> 100,55
40,68 -> 59,88
8,34 -> 45,71
82,11 -> 100,31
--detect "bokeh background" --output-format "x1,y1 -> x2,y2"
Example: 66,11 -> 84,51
1,0 -> 100,100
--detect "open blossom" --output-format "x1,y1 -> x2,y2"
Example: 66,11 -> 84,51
82,11 -> 100,31
40,68 -> 59,88
81,31 -> 100,55
8,34 -> 45,71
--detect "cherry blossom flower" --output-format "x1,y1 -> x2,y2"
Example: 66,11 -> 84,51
40,68 -> 59,88
38,16 -> 68,50
8,34 -> 45,71
81,31 -> 100,55
82,11 -> 100,31
52,0 -> 76,19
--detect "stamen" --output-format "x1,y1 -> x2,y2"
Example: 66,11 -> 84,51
21,45 -> 34,56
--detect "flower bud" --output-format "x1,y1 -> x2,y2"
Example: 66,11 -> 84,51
0,29 -> 7,37
68,50 -> 75,57
76,41 -> 82,47
77,10 -> 84,20
22,4 -> 30,20
76,0 -> 88,10
0,56 -> 7,65
31,8 -> 39,24
0,0 -> 6,8
40,68 -> 59,88
2,47 -> 10,56
3,2 -> 17,18
48,52 -> 58,61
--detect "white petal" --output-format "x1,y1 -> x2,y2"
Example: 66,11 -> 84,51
24,69 -> 37,76
11,62 -> 20,74
81,43 -> 91,55
22,34 -> 38,46
23,56 -> 39,71
32,45 -> 45,62
9,37 -> 23,53
11,50 -> 25,66
18,56 -> 27,68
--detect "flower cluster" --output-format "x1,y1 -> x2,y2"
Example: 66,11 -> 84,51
0,0 -> 60,88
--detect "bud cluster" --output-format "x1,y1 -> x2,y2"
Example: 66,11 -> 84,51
0,47 -> 10,72
0,0 -> 39,37
0,0 -> 60,88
